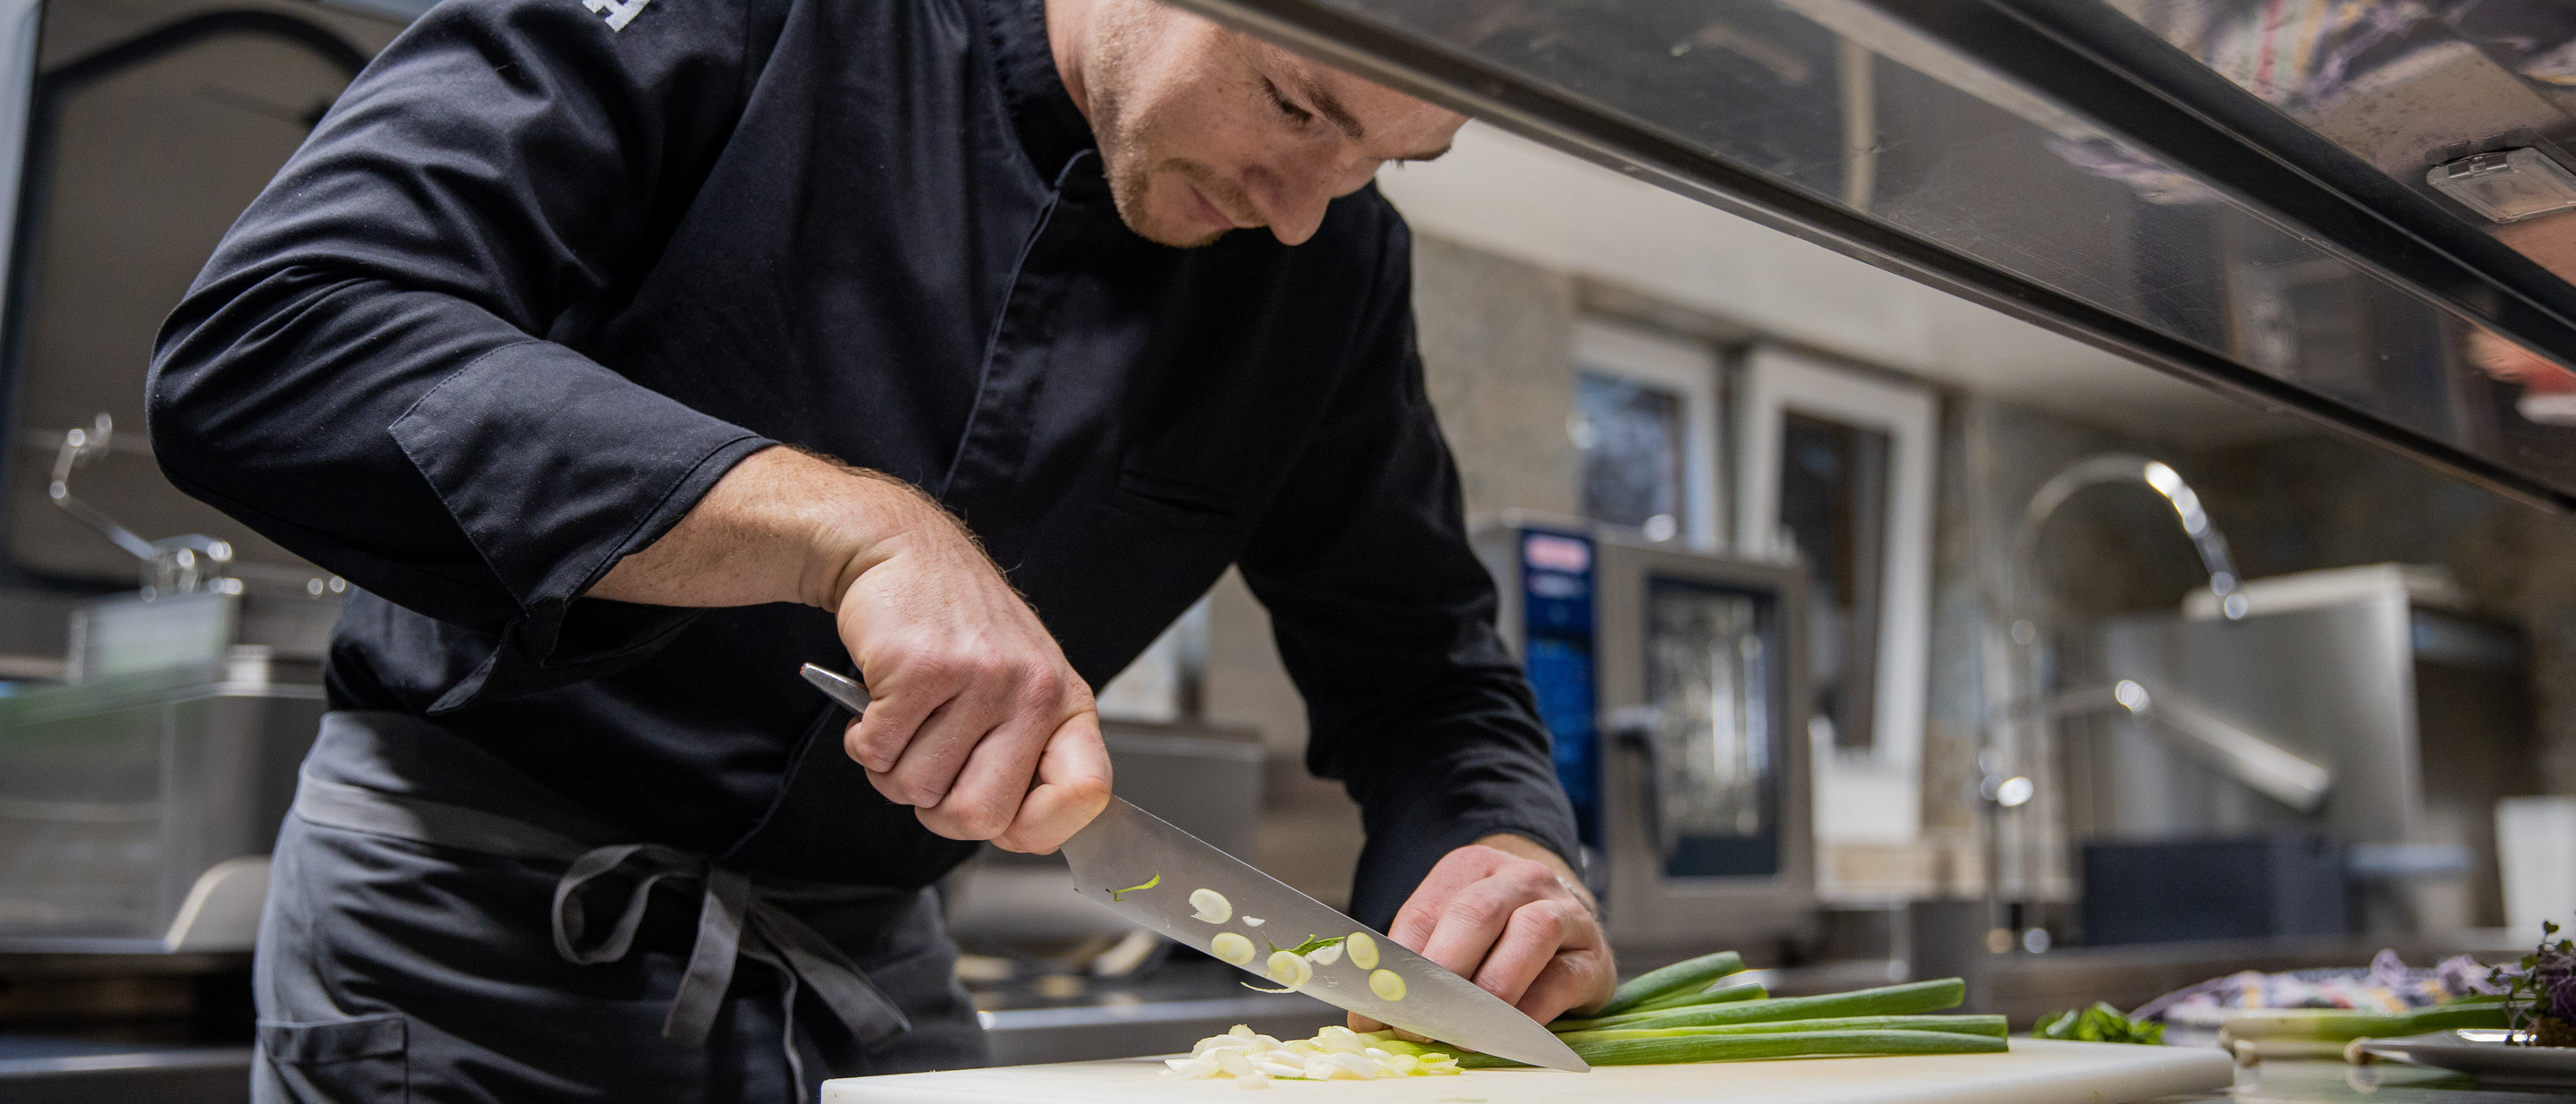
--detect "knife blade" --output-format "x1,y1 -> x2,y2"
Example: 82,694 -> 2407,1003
796,663 -> 1589,1072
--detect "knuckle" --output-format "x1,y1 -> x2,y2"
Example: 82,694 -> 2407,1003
1515,902 -> 1568,943
911,652 -> 968,684
957,808 -> 1010,840
928,803 -> 1004,842
1504,862 -> 1556,896
1441,894 -> 1499,927
972,654 -> 1015,685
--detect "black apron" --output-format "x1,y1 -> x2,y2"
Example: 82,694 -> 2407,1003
251,712 -> 987,1103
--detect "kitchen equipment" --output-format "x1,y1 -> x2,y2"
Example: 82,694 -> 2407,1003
2497,796 -> 2576,935
819,1037 -> 2233,1103
798,665 -> 1587,1073
1472,523 -> 1814,964
2079,836 -> 2348,947
2077,565 -> 2536,936
0,639 -> 324,951
2358,1030 -> 2576,1089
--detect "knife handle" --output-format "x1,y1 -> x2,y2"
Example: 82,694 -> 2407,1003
799,663 -> 872,717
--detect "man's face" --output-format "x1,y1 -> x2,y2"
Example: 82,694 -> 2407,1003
1072,1 -> 1465,248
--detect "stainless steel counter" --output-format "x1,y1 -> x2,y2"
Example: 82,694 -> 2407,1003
0,1035 -> 252,1104
2161,1057 -> 2568,1104
968,957 -> 1340,1066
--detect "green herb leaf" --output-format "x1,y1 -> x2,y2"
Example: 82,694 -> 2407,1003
1110,873 -> 1160,902
2034,1002 -> 2163,1045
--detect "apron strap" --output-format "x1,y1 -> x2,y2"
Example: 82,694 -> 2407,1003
293,772 -> 914,1086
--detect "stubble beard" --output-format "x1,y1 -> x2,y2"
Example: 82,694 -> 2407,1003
1097,107 -> 1229,248
1088,32 -> 1243,249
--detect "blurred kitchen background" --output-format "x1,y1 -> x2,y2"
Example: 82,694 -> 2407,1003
9,0 -> 2576,1098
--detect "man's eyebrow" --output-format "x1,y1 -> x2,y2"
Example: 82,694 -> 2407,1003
1298,76 -> 1367,141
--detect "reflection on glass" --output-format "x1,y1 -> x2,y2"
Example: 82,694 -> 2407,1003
1646,578 -> 1780,879
1777,413 -> 1887,755
1575,371 -> 1685,537
1296,0 -> 2576,497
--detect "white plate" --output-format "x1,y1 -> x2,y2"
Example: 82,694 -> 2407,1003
2358,1030 -> 2576,1088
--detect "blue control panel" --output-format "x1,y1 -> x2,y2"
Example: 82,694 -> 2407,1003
1517,530 -> 1599,849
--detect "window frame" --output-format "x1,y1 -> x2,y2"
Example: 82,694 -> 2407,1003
1571,319 -> 1724,552
1734,344 -> 1936,845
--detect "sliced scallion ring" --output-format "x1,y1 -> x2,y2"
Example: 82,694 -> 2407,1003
1369,969 -> 1407,1001
1188,888 -> 1232,923
1209,931 -> 1256,966
1266,950 -> 1314,989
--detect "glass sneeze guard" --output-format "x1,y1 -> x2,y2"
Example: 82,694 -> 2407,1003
1171,0 -> 2576,511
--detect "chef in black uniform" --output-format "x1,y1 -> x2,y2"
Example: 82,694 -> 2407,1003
148,0 -> 1613,1097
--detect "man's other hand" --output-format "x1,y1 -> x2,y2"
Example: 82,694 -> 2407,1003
1351,836 -> 1615,1032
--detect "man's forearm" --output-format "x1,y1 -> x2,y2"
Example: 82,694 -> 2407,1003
589,446 -> 935,609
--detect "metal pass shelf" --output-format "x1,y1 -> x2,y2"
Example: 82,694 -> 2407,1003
1165,0 -> 2576,511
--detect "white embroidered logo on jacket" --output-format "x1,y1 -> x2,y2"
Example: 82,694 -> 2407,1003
583,0 -> 651,31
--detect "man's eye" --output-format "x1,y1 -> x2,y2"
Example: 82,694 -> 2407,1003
1264,81 -> 1314,125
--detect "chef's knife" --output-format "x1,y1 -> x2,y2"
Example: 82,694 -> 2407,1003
798,663 -> 1589,1073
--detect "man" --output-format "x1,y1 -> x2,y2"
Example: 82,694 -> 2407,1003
149,0 -> 1612,1097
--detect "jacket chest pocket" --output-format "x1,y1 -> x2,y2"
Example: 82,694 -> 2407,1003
1109,466 -> 1248,535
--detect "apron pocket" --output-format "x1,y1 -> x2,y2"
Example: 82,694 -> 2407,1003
258,1013 -> 407,1102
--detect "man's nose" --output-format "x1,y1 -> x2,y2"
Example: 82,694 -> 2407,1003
1241,157 -> 1340,247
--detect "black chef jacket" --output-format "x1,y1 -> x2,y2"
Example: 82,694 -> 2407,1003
148,0 -> 1577,927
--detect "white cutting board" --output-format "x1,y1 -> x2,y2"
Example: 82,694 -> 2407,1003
822,1039 -> 2233,1104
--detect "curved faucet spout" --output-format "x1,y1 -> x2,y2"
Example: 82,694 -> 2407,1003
2012,453 -> 2245,620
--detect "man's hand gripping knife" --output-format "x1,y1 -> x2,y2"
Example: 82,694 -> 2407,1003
592,446 -> 1113,853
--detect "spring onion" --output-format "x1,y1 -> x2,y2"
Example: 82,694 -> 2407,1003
1208,932 -> 1256,966
1165,1024 -> 1462,1084
1465,1029 -> 2004,1069
1345,932 -> 1378,969
1109,873 -> 1159,901
1370,969 -> 1407,1001
1552,1015 -> 2005,1048
2221,999 -> 2508,1043
2034,1002 -> 2162,1045
1553,978 -> 1966,1033
1591,950 -> 1746,1018
1189,888 -> 1232,923
1265,950 -> 1313,988
1614,981 -> 1768,1015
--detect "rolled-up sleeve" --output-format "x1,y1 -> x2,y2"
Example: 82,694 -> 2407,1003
148,0 -> 773,708
1238,215 -> 1581,930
